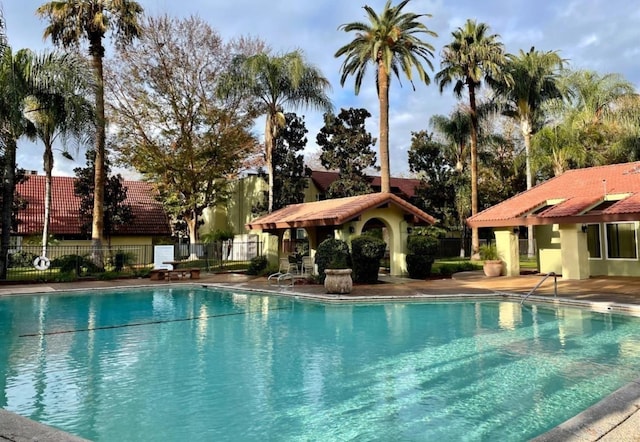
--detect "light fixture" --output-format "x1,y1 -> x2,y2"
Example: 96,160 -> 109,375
581,224 -> 588,233
407,227 -> 413,234
349,226 -> 355,234
512,227 -> 519,235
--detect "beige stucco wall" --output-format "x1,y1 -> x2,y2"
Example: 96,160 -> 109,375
494,228 -> 519,277
535,224 -> 562,275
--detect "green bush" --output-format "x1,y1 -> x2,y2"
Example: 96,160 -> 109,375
351,235 -> 386,283
113,251 -> 136,271
8,251 -> 38,268
315,238 -> 351,283
406,232 -> 439,279
51,254 -> 99,275
247,256 -> 268,275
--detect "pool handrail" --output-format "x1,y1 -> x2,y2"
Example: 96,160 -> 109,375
521,272 -> 557,305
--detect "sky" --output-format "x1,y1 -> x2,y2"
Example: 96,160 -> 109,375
3,0 -> 640,179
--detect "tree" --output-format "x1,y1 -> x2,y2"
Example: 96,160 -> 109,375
407,130 -> 456,226
492,47 -> 565,257
107,15 -> 260,248
255,112 -> 311,213
24,51 -> 94,260
220,50 -> 332,213
37,0 -> 144,267
336,0 -> 437,193
74,150 -> 133,245
0,46 -> 36,279
435,19 -> 508,258
429,109 -> 472,172
317,107 -> 378,198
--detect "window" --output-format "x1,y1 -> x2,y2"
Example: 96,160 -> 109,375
586,224 -> 601,259
606,223 -> 638,259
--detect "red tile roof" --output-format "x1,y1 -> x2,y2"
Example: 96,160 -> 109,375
310,170 -> 420,199
468,162 -> 640,228
16,175 -> 171,236
246,192 -> 435,230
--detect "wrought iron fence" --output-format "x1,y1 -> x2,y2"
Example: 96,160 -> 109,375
2,240 -> 263,283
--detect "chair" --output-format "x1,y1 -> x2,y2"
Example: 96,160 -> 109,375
301,256 -> 315,277
268,257 -> 297,285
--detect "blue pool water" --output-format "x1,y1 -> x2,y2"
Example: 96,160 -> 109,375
1,287 -> 639,441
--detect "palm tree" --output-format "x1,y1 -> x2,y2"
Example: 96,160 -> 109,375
0,47 -> 36,279
221,50 -> 332,213
37,0 -> 143,267
492,47 -> 565,257
435,19 -> 508,258
335,0 -> 437,193
429,109 -> 471,172
25,51 -> 94,261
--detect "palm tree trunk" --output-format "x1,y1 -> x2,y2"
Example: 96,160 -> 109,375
42,141 -> 54,258
522,119 -> 535,258
378,62 -> 391,193
91,51 -> 105,268
0,136 -> 17,280
468,86 -> 480,259
265,115 -> 274,212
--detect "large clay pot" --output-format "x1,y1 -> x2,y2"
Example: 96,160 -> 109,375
324,268 -> 353,294
483,260 -> 503,277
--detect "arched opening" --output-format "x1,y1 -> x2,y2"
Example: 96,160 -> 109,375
361,218 -> 392,274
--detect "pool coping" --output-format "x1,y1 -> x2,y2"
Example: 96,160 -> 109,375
2,282 -> 640,441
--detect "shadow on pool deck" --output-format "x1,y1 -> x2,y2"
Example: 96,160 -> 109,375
1,270 -> 640,441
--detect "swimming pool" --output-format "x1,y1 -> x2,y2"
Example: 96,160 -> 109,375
1,286 -> 639,441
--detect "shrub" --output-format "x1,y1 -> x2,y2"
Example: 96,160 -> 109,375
113,250 -> 136,271
8,251 -> 38,268
315,238 -> 351,283
51,254 -> 99,275
351,235 -> 386,283
406,232 -> 439,279
247,256 -> 268,275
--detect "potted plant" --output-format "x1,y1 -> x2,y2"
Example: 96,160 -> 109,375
316,238 -> 352,294
479,244 -> 503,277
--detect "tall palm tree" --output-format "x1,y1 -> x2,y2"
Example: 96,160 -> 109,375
221,50 -> 332,213
335,0 -> 437,193
493,47 -> 565,257
435,19 -> 508,258
0,47 -> 36,279
37,0 -> 143,267
25,51 -> 94,260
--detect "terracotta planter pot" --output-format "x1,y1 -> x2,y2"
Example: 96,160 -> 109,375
483,260 -> 503,277
324,268 -> 353,294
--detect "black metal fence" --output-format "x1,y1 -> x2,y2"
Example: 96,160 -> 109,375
2,240 -> 263,283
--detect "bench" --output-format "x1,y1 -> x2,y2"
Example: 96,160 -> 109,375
150,269 -> 168,281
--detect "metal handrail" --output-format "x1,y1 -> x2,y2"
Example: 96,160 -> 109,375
521,272 -> 557,305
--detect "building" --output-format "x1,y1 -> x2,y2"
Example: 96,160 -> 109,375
467,162 -> 640,280
14,174 -> 171,248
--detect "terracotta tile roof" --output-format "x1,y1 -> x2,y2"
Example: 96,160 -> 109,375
310,170 -> 420,199
16,175 -> 171,236
468,162 -> 640,227
246,192 -> 435,230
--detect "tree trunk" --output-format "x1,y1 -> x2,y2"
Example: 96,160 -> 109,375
91,51 -> 105,269
265,114 -> 274,213
378,61 -> 391,193
0,136 -> 17,280
185,212 -> 198,260
522,118 -> 535,258
42,140 -> 54,258
468,85 -> 480,259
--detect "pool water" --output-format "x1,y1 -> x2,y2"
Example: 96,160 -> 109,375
1,287 -> 639,441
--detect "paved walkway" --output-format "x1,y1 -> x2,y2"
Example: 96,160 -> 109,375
1,271 -> 640,441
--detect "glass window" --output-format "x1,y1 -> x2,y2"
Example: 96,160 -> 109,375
586,224 -> 601,258
606,223 -> 638,259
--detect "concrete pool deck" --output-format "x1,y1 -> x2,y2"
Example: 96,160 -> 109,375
1,271 -> 640,441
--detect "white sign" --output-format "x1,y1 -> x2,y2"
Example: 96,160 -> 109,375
154,245 -> 174,270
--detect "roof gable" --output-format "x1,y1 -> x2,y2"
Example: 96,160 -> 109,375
246,192 -> 435,230
16,175 -> 171,236
310,170 -> 420,199
468,162 -> 640,227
